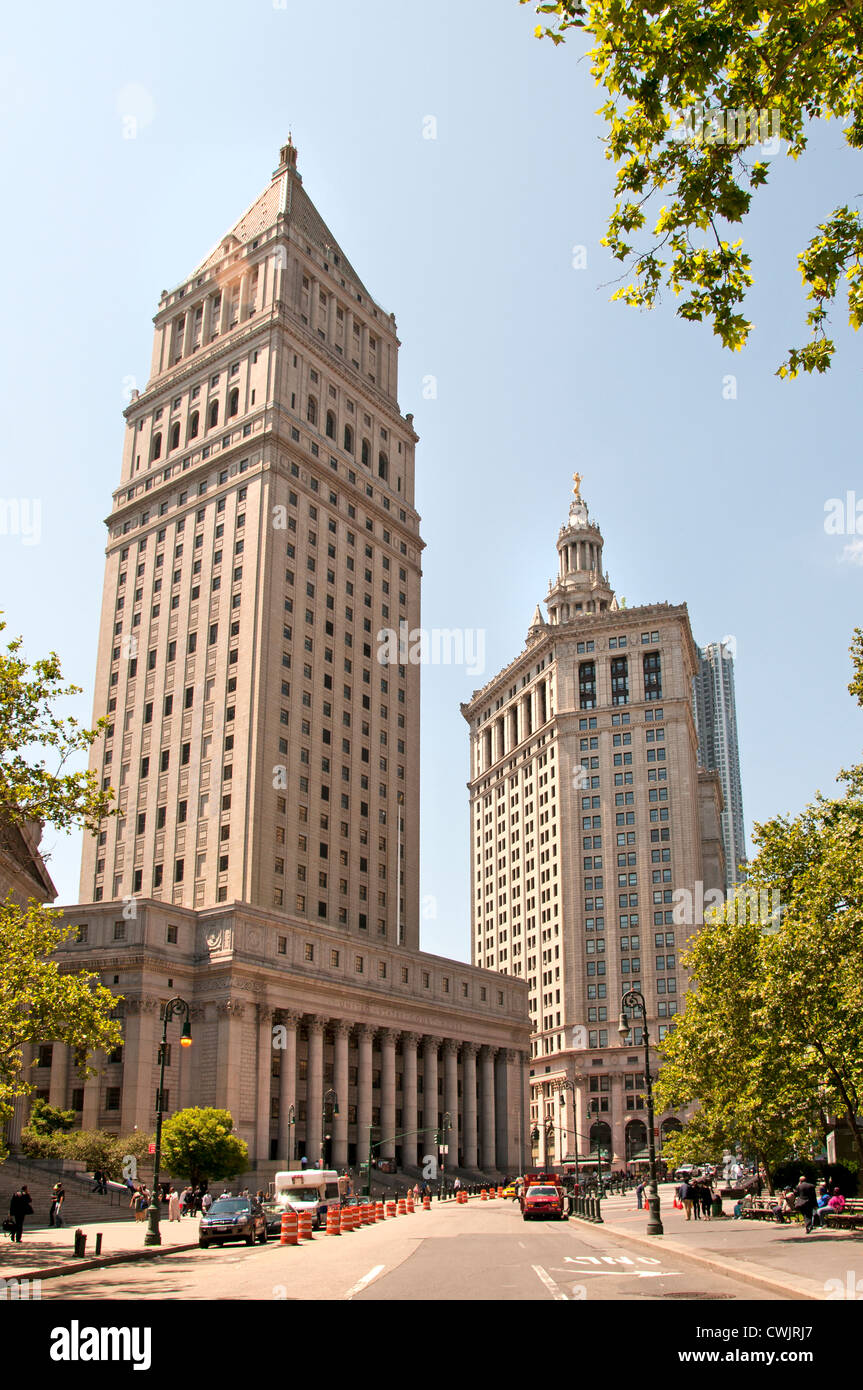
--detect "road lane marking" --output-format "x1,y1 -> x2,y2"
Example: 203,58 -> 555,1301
532,1264 -> 568,1301
345,1264 -> 385,1300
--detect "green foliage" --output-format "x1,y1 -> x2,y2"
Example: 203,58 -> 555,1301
0,897 -> 124,1158
19,1125 -> 154,1180
655,628 -> 863,1193
26,1097 -> 75,1135
521,2 -> 863,374
0,615 -> 114,834
160,1108 -> 248,1188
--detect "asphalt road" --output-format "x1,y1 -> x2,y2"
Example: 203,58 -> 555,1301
37,1198 -> 778,1302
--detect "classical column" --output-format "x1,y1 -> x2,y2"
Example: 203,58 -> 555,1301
81,1049 -> 103,1132
443,1039 -> 459,1168
422,1036 -> 439,1164
216,1000 -> 245,1129
48,1042 -> 70,1111
121,997 -> 159,1134
332,1020 -> 351,1170
306,1016 -> 326,1166
400,1033 -> 420,1168
179,1006 -> 202,1111
356,1024 -> 375,1161
461,1043 -> 478,1169
379,1030 -> 398,1161
278,1010 -> 301,1161
502,1049 -> 526,1171
255,1004 -> 273,1167
479,1045 -> 497,1173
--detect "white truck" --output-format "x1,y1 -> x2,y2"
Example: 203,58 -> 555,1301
272,1170 -> 351,1229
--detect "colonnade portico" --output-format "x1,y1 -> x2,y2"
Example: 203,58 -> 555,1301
266,1011 -> 521,1175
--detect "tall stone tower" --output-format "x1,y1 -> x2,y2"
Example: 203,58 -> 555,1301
462,478 -> 725,1172
46,142 -> 530,1177
80,139 -> 422,950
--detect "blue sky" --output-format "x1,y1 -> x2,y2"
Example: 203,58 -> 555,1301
1,0 -> 860,961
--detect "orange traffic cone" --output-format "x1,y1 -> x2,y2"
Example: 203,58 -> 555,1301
280,1209 -> 299,1246
326,1206 -> 341,1236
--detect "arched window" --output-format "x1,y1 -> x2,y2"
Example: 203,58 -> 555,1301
378,451 -> 388,482
325,410 -> 336,439
208,400 -> 219,430
589,1121 -> 612,1160
150,432 -> 162,462
169,422 -> 180,452
361,438 -> 370,467
343,424 -> 354,454
660,1117 -> 682,1148
625,1120 -> 648,1162
228,388 -> 239,418
188,411 -> 199,441
307,396 -> 317,426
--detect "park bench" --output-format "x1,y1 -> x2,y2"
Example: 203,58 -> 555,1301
821,1197 -> 863,1230
740,1197 -> 796,1222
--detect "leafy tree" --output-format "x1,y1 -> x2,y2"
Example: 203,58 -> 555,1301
26,1097 -> 75,1136
657,628 -> 863,1190
0,899 -> 123,1159
523,2 -> 863,375
160,1108 -> 248,1190
654,909 -> 823,1192
0,615 -> 114,834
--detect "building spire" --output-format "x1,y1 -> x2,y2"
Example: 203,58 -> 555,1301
544,474 -> 616,624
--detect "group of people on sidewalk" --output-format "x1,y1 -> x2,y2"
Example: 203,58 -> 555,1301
672,1174 -> 719,1221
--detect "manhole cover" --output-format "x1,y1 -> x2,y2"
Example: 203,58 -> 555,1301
662,1292 -> 735,1300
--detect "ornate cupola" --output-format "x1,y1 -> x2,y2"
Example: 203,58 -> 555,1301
545,473 -> 617,625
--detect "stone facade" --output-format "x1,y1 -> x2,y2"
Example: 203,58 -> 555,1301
38,140 -> 530,1177
461,481 -> 726,1172
50,900 -> 527,1174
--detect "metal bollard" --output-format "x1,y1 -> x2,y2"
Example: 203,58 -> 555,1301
95,1233 -> 103,1255
74,1229 -> 86,1258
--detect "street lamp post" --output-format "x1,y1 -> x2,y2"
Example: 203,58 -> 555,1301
556,1081 -> 580,1188
321,1088 -> 339,1169
287,1104 -> 297,1161
438,1112 -> 452,1198
618,988 -> 663,1236
145,996 -> 192,1247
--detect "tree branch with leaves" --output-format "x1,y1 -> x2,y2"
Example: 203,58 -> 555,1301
522,1 -> 863,375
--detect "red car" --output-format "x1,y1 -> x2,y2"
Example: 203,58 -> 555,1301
522,1184 -> 565,1221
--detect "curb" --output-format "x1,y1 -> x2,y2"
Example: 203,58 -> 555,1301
581,1216 -> 825,1301
0,1241 -> 199,1284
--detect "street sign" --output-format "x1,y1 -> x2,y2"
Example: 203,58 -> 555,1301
148,1143 -> 155,1154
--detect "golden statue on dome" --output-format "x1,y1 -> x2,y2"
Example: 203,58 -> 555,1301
572,471 -> 583,501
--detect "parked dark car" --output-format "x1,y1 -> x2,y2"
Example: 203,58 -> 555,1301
262,1203 -> 286,1237
199,1197 -> 268,1248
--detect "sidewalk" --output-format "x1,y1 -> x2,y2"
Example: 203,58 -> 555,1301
591,1186 -> 863,1300
0,1217 -> 199,1283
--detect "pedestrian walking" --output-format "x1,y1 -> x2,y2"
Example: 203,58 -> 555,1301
168,1187 -> 181,1222
699,1179 -> 712,1221
635,1180 -> 645,1210
201,1190 -> 213,1214
794,1174 -> 817,1233
49,1182 -> 65,1228
8,1186 -> 33,1243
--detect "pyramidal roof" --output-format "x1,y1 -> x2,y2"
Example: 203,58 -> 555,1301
192,139 -> 371,296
